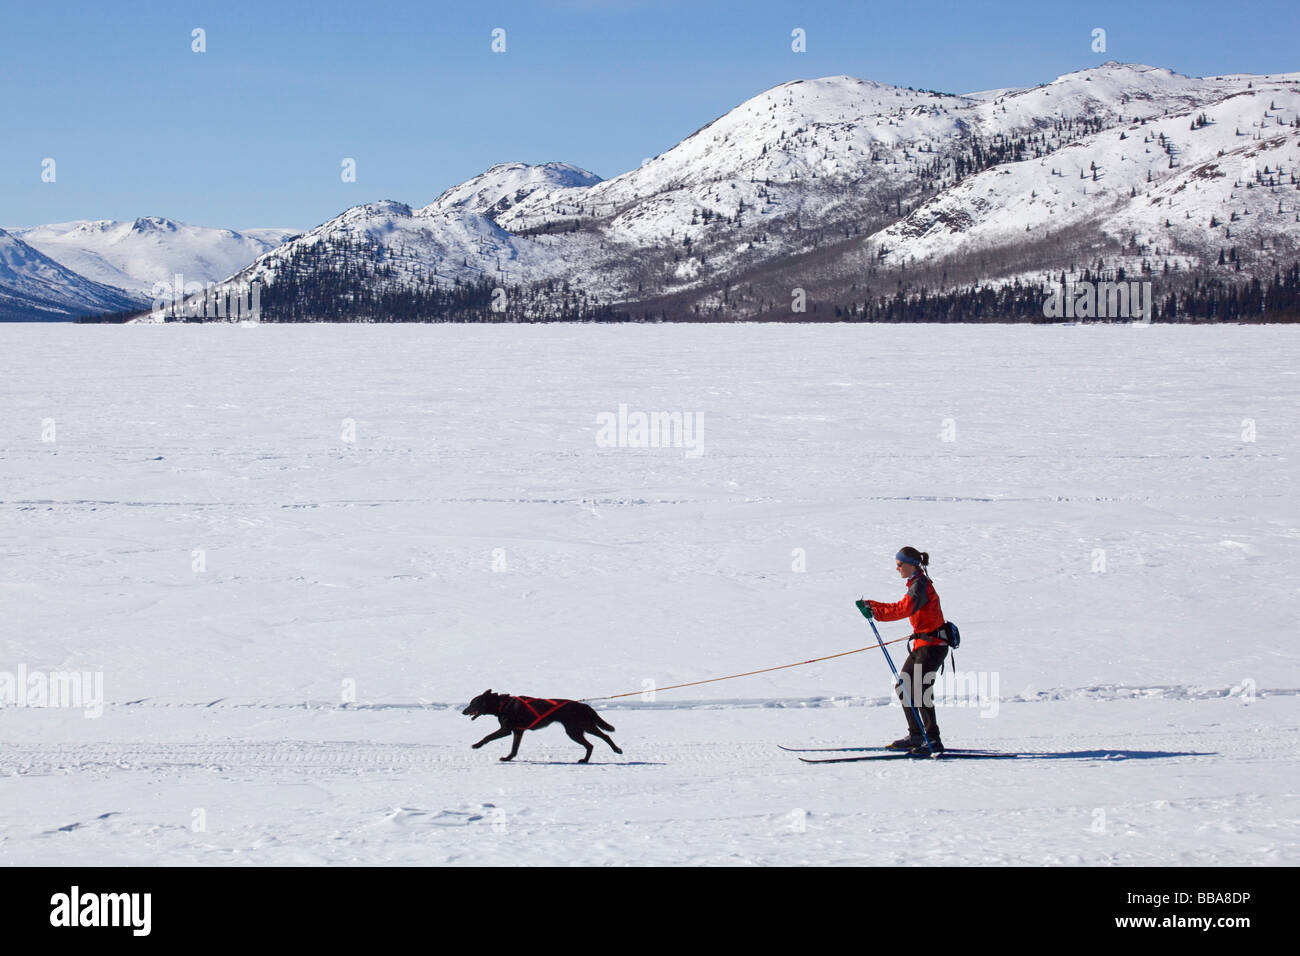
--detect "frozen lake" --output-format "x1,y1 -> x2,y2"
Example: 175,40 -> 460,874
1,323 -> 1297,865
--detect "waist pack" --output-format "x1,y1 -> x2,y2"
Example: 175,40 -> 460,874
931,622 -> 961,675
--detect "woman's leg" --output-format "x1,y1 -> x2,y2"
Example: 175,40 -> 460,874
897,644 -> 948,740
896,648 -> 925,737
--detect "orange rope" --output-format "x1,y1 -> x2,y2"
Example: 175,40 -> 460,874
582,634 -> 911,702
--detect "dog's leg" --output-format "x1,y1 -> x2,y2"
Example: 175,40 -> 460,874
589,728 -> 622,755
472,727 -> 512,749
500,729 -> 524,762
564,727 -> 595,763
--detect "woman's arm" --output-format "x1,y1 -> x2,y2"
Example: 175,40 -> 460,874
868,593 -> 916,622
869,576 -> 930,622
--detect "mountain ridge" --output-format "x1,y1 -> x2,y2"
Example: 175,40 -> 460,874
11,61 -> 1298,321
214,61 -> 1297,320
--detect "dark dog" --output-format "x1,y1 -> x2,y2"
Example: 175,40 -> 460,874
462,689 -> 622,763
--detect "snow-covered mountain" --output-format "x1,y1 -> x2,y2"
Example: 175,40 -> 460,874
867,70 -> 1300,279
15,63 -> 1293,322
418,161 -> 602,218
11,218 -> 297,302
228,163 -> 604,297
218,62 -> 1299,321
0,228 -> 143,321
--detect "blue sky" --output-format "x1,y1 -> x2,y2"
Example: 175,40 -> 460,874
2,0 -> 1296,231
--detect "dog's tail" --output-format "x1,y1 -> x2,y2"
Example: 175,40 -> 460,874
594,715 -> 616,732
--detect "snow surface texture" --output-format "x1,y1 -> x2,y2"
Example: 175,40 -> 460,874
1,324 -> 1296,865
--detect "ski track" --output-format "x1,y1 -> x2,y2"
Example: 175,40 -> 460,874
91,683 -> 1296,711
2,705 -> 1295,866
2,486 -> 1292,510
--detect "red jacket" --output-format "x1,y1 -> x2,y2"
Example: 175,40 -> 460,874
869,572 -> 947,647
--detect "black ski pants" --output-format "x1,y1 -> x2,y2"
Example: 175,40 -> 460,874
896,642 -> 948,738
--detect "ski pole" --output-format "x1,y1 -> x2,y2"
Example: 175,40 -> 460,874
865,614 -> 935,755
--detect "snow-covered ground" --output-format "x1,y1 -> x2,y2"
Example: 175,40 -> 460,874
1,323 -> 1296,865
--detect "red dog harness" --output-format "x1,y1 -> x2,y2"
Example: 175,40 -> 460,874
510,696 -> 572,729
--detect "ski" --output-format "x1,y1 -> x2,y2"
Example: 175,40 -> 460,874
780,744 -> 997,754
797,751 -> 1018,763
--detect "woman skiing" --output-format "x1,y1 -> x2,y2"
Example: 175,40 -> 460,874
856,547 -> 949,755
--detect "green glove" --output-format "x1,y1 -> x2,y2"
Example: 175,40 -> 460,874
855,599 -> 874,620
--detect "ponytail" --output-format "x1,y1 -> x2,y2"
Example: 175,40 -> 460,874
897,546 -> 930,573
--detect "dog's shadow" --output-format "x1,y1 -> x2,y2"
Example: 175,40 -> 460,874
503,759 -> 667,767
